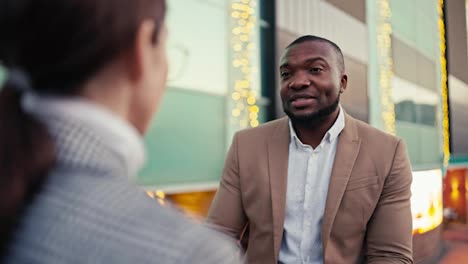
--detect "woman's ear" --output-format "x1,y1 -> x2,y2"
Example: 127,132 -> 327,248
128,20 -> 156,84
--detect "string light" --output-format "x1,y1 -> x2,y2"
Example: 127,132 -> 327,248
146,190 -> 166,205
438,0 -> 450,167
230,0 -> 260,129
377,0 -> 396,135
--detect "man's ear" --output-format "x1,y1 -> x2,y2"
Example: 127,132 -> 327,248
340,74 -> 348,93
128,20 -> 156,83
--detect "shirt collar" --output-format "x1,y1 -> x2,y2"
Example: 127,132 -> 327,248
327,104 -> 345,142
289,105 -> 345,147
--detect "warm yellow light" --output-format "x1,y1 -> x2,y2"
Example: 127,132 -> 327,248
233,60 -> 241,68
438,0 -> 450,167
146,190 -> 166,206
411,170 -> 443,234
250,120 -> 259,127
450,179 -> 460,200
250,105 -> 259,113
230,0 -> 259,129
240,80 -> 249,88
377,0 -> 395,135
155,190 -> 165,199
247,97 -> 256,105
451,180 -> 459,190
451,188 -> 460,201
234,81 -> 242,90
232,109 -> 240,117
231,92 -> 241,100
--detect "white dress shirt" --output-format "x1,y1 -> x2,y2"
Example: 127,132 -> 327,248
279,106 -> 345,264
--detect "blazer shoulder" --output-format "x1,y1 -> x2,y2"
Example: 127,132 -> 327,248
352,117 -> 402,147
235,117 -> 288,141
350,117 -> 409,174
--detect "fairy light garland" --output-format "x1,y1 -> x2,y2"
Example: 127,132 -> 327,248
146,190 -> 166,205
377,0 -> 396,135
438,0 -> 450,167
230,0 -> 259,128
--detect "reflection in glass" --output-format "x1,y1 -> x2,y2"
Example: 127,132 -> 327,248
395,101 -> 437,126
392,77 -> 439,127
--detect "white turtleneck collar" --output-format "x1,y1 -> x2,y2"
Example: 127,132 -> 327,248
21,93 -> 147,178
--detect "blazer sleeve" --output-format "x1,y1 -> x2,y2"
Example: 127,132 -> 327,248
365,139 -> 414,264
207,132 -> 248,241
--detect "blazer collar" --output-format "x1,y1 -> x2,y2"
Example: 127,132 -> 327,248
267,117 -> 290,262
321,114 -> 361,252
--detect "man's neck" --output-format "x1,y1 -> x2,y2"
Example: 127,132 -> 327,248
292,109 -> 340,149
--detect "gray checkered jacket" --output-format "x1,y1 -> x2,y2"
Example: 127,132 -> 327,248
5,111 -> 242,264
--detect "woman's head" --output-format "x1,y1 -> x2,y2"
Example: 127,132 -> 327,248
1,0 -> 168,132
0,0 -> 167,256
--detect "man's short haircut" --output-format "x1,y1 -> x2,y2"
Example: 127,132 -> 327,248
286,35 -> 345,73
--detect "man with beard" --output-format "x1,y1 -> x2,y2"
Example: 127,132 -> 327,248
207,35 -> 413,264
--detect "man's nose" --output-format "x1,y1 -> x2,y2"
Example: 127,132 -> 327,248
289,72 -> 310,89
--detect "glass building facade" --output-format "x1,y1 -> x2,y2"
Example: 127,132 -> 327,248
140,0 -> 262,194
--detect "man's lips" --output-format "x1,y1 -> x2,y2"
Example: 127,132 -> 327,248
289,94 -> 317,101
289,95 -> 317,108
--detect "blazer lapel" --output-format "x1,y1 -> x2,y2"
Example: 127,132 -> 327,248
268,117 -> 290,261
321,114 -> 361,252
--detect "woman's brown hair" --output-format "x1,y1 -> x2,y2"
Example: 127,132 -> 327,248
0,0 -> 166,256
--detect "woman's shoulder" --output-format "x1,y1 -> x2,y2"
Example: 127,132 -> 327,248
6,169 -> 241,263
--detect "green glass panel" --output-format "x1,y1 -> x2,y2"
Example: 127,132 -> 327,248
390,0 -> 439,60
396,121 -> 442,170
138,88 -> 226,187
450,155 -> 468,166
0,64 -> 6,88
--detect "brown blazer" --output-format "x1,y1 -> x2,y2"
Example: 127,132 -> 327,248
207,114 -> 413,264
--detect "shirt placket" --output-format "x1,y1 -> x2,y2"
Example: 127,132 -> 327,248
301,147 -> 319,263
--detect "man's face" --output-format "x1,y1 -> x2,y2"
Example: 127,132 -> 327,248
279,41 -> 346,123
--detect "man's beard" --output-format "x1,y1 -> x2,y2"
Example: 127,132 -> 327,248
284,95 -> 340,126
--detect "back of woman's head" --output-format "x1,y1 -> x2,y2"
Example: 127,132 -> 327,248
0,0 -> 166,257
1,0 -> 166,93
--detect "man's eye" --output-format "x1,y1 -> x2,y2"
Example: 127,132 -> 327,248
281,72 -> 291,78
309,67 -> 323,73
